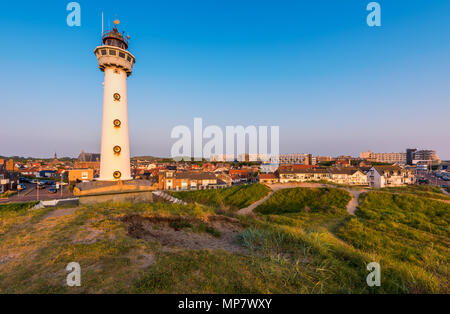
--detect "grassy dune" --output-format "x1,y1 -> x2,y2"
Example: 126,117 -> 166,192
336,192 -> 449,292
0,186 -> 448,294
255,187 -> 351,215
171,184 -> 271,210
380,185 -> 450,201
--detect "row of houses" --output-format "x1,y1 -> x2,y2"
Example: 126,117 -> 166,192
157,171 -> 221,190
260,166 -> 415,188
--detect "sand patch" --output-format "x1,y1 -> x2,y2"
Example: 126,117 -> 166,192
72,227 -> 105,244
42,207 -> 79,220
121,215 -> 247,254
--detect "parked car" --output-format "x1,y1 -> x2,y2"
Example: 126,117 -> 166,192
48,188 -> 58,194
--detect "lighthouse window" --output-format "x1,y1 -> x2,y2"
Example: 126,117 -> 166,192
113,146 -> 122,154
119,52 -> 125,58
113,119 -> 121,128
109,50 -> 116,55
127,56 -> 132,62
101,50 -> 107,55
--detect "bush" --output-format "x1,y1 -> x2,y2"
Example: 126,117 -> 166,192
0,191 -> 18,199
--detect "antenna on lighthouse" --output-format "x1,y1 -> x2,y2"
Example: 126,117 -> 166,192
101,12 -> 104,38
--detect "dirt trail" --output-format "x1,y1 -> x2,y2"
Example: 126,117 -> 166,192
344,190 -> 364,215
238,183 -> 366,216
237,191 -> 274,216
442,188 -> 450,196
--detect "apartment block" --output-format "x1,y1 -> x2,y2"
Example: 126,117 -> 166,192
360,151 -> 406,164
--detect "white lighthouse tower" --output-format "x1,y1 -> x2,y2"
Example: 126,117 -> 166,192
94,21 -> 135,181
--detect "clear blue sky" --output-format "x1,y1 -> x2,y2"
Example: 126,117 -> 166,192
1,0 -> 449,159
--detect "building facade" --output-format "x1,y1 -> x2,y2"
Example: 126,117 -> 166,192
67,169 -> 94,183
75,150 -> 101,171
360,151 -> 407,164
367,166 -> 415,188
0,164 -> 19,194
158,171 -> 219,190
259,173 -> 279,184
279,168 -> 330,183
328,168 -> 367,185
278,154 -> 316,165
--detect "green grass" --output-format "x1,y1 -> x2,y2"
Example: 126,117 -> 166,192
171,184 -> 271,210
255,187 -> 351,215
380,185 -> 450,201
133,250 -> 327,293
336,192 -> 449,292
0,201 -> 38,213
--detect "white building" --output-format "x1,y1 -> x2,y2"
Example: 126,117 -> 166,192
367,166 -> 415,188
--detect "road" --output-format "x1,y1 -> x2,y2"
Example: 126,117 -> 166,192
0,183 -> 73,204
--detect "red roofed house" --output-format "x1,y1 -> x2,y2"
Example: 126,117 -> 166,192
259,173 -> 279,184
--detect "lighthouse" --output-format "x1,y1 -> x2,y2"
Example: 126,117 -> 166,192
94,21 -> 135,181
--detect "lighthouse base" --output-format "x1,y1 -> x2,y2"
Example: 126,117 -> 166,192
73,180 -> 157,205
96,177 -> 133,182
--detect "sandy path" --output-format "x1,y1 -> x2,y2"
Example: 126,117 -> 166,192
344,190 -> 364,215
237,191 -> 274,216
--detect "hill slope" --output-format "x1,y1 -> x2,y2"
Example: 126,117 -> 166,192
0,186 -> 448,293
